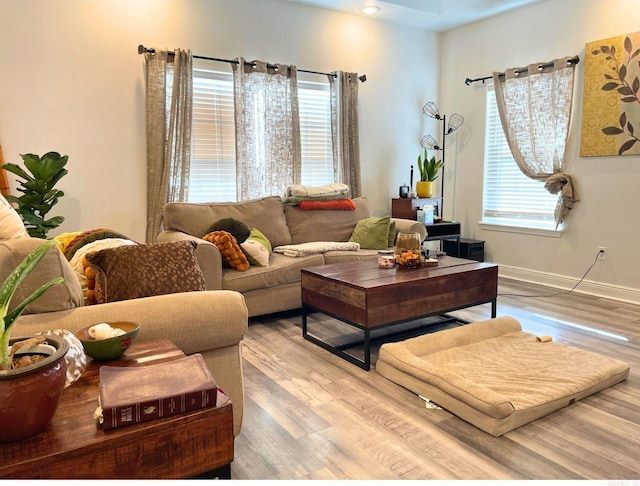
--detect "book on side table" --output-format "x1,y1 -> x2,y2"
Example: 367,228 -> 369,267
97,353 -> 218,430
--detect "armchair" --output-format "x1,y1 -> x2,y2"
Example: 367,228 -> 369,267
0,237 -> 248,436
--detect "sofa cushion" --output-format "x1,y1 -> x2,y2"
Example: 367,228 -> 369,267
86,240 -> 206,303
203,231 -> 250,272
241,228 -> 271,267
206,218 -> 251,243
323,249 -> 379,265
68,238 -> 137,305
63,228 -> 133,261
0,193 -> 29,240
0,237 -> 83,314
162,196 -> 292,247
222,252 -> 324,293
285,197 -> 370,244
349,216 -> 392,250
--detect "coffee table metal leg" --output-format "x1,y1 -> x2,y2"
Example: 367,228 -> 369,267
302,303 -> 308,337
192,463 -> 231,479
302,305 -> 371,371
364,328 -> 371,370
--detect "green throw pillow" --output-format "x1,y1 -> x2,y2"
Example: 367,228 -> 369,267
240,228 -> 272,266
349,216 -> 392,250
205,218 -> 250,244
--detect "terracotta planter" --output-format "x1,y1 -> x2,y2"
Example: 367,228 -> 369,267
416,181 -> 434,198
0,335 -> 68,443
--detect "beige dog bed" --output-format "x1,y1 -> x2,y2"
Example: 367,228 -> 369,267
376,316 -> 630,436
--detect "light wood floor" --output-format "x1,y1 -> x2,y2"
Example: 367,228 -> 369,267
230,277 -> 640,480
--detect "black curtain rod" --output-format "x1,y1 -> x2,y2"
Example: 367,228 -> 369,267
464,55 -> 579,86
138,45 -> 367,82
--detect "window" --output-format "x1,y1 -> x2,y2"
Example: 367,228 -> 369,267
191,70 -> 236,202
189,69 -> 333,203
481,84 -> 560,232
299,81 -> 333,186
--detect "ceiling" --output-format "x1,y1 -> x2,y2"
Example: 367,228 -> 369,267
283,0 -> 545,31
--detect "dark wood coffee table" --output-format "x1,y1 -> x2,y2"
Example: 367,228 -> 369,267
0,339 -> 234,479
301,257 -> 498,370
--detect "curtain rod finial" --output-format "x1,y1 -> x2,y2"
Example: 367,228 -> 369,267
359,74 -> 367,82
138,44 -> 155,55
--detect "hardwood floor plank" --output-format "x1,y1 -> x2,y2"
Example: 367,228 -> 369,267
231,277 -> 640,480
241,360 -> 331,439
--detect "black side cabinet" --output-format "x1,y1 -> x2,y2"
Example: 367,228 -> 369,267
443,238 -> 485,262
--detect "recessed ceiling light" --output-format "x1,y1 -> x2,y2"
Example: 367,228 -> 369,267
360,5 -> 381,15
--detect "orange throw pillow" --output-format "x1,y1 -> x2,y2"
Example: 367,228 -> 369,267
297,199 -> 356,211
203,230 -> 250,272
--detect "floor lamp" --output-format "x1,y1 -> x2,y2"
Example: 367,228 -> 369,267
420,102 -> 464,217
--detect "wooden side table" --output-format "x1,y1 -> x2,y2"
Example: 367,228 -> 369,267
0,339 -> 234,479
391,197 -> 441,220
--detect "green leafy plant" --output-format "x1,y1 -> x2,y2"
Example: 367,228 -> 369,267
0,240 -> 63,370
417,149 -> 444,182
1,152 -> 68,238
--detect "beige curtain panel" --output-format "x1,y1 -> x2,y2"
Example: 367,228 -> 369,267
144,48 -> 193,242
493,56 -> 578,227
232,58 -> 301,201
330,72 -> 362,198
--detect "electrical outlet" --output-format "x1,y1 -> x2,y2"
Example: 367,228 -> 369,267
598,247 -> 607,260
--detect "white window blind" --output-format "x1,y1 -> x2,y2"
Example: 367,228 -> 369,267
482,84 -> 558,230
190,70 -> 236,202
189,69 -> 333,203
299,81 -> 333,186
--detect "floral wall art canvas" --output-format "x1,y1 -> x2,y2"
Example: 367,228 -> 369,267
580,31 -> 640,156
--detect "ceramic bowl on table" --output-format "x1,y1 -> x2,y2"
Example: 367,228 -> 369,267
75,321 -> 140,361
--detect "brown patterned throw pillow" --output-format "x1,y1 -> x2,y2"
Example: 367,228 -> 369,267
86,240 -> 206,304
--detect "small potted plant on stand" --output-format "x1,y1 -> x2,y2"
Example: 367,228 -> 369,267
416,148 -> 443,198
0,239 -> 68,443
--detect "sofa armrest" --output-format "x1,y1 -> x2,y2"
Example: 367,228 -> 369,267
14,290 -> 247,355
157,230 -> 223,290
392,218 -> 427,241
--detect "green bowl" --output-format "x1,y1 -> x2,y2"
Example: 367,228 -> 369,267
75,321 -> 139,361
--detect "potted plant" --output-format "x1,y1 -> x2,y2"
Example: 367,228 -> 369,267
1,152 -> 68,239
0,239 -> 68,443
416,148 -> 443,198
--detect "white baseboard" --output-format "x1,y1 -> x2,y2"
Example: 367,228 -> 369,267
497,264 -> 640,305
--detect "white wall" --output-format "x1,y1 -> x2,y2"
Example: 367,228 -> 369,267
0,0 -> 437,239
2,0 -> 638,302
441,0 -> 640,302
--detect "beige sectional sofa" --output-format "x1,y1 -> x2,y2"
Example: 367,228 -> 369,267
157,196 -> 427,318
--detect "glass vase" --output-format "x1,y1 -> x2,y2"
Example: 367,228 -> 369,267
395,231 -> 422,268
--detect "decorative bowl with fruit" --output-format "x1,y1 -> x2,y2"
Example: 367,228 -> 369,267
75,321 -> 139,361
396,250 -> 421,268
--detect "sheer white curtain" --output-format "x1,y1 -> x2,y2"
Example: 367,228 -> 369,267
330,71 -> 361,197
493,56 -> 578,227
144,48 -> 193,242
232,58 -> 301,201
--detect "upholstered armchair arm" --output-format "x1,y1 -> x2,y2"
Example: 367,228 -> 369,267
14,290 -> 247,355
156,230 -> 223,290
392,218 -> 428,241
